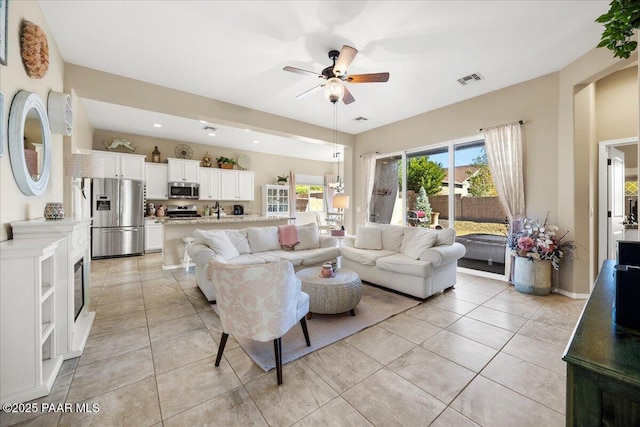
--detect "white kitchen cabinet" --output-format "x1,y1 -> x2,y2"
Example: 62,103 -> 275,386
168,158 -> 200,183
145,163 -> 168,200
145,219 -> 164,253
199,168 -> 222,200
262,185 -> 290,217
92,151 -> 145,180
220,170 -> 254,201
1,238 -> 64,404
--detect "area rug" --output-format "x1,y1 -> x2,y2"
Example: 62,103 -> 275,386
213,284 -> 420,371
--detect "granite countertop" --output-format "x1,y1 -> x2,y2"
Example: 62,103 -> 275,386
156,215 -> 290,225
625,224 -> 638,229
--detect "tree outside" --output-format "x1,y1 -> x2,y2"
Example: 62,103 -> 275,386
466,149 -> 497,197
404,156 -> 445,195
415,186 -> 431,215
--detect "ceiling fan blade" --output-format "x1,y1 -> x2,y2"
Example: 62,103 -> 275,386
333,45 -> 358,76
346,72 -> 390,83
283,66 -> 322,78
296,84 -> 324,100
342,86 -> 355,105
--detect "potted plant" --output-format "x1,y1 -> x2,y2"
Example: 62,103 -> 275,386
596,0 -> 640,59
507,213 -> 576,295
277,174 -> 288,185
216,156 -> 237,169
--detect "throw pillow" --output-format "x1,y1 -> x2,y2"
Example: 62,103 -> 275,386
401,227 -> 421,253
355,226 -> 382,250
294,223 -> 320,251
246,226 -> 281,253
202,230 -> 240,261
402,229 -> 438,259
377,224 -> 405,252
224,229 -> 251,254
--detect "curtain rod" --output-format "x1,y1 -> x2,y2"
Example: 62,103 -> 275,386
478,119 -> 524,133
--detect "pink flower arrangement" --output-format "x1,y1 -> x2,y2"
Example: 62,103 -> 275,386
507,213 -> 576,270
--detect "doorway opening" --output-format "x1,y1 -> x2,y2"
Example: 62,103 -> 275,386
598,137 -> 639,272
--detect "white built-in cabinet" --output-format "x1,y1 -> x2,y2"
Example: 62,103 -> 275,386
168,158 -> 200,183
11,219 -> 95,364
145,163 -> 168,199
220,170 -> 255,201
1,238 -> 64,404
262,185 -> 290,217
199,168 -> 222,200
92,151 -> 146,180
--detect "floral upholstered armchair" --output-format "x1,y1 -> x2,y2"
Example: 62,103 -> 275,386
210,260 -> 310,385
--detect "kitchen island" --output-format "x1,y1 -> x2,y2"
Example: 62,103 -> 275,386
158,215 -> 290,269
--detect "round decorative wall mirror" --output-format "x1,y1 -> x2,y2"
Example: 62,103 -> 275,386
8,91 -> 52,196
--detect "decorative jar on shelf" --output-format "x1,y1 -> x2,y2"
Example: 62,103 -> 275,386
44,202 -> 65,220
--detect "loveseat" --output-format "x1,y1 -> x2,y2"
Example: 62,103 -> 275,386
188,223 -> 340,301
340,224 -> 466,299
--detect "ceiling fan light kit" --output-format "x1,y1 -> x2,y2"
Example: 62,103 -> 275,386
324,78 -> 345,103
284,44 -> 390,105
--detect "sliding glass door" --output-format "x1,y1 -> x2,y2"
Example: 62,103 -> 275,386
369,138 -> 507,277
453,142 -> 507,275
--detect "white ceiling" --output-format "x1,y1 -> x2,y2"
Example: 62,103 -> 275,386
39,1 -> 610,159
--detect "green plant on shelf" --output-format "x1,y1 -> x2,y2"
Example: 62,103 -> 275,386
216,156 -> 237,165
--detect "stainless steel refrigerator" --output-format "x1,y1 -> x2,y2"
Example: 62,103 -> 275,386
91,178 -> 145,259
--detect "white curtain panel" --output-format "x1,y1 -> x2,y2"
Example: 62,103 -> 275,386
483,122 -> 525,222
325,174 -> 337,212
360,153 -> 377,226
289,171 -> 296,219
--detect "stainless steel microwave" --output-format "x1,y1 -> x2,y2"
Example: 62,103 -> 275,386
168,182 -> 199,199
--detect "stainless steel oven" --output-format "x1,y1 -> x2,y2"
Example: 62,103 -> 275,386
168,182 -> 199,199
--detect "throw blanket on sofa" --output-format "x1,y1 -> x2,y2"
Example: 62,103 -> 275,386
278,224 -> 299,249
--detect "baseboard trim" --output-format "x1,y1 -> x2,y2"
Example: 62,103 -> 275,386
555,288 -> 590,299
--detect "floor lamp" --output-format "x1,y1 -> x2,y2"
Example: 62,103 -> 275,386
64,154 -> 104,219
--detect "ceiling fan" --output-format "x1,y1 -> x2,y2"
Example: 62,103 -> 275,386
283,45 -> 389,105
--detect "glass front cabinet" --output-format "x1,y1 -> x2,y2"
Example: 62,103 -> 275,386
262,185 -> 290,218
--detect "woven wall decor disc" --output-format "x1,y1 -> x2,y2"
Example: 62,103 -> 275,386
21,21 -> 50,79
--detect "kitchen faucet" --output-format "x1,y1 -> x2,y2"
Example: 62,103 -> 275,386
214,201 -> 220,220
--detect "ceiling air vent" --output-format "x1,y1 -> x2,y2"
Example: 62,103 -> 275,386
457,72 -> 483,86
353,117 -> 368,121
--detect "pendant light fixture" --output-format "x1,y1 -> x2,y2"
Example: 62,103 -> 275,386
327,88 -> 350,214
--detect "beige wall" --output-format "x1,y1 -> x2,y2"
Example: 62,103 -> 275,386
558,47 -> 637,296
0,1 -> 65,241
596,66 -> 639,142
92,129 -> 335,215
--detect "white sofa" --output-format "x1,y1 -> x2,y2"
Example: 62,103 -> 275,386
188,223 -> 340,301
340,224 -> 466,299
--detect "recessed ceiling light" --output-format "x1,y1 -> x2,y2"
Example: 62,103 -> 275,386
208,132 -> 216,137
253,140 -> 259,144
244,129 -> 251,132
199,120 -> 207,123
153,123 -> 162,128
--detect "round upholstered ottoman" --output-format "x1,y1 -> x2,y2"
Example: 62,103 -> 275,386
295,267 -> 362,317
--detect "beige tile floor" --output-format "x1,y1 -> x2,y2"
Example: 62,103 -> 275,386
1,254 -> 585,427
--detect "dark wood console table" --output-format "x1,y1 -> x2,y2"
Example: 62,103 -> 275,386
563,260 -> 640,426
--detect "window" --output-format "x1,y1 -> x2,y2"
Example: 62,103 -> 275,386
295,184 -> 325,212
